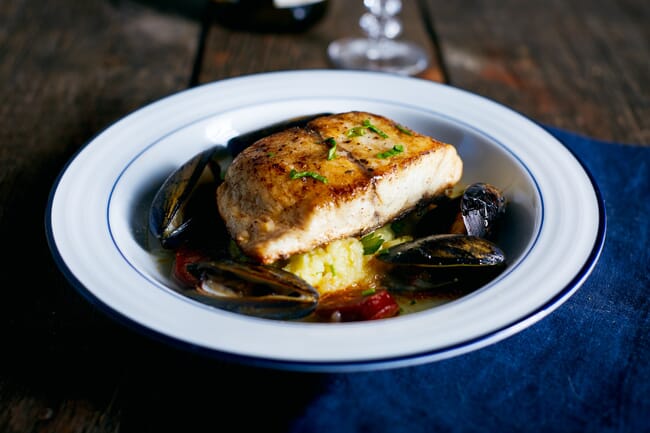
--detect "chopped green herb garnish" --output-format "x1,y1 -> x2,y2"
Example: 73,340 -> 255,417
376,144 -> 404,159
289,169 -> 328,184
361,232 -> 384,255
346,126 -> 366,137
363,119 -> 389,138
328,263 -> 336,276
267,152 -> 275,157
324,137 -> 337,160
396,123 -> 413,135
362,288 -> 376,296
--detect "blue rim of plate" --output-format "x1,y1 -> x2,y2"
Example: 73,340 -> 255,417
44,70 -> 607,372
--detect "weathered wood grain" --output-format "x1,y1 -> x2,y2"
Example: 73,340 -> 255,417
421,0 -> 649,144
0,0 -> 199,431
199,0 -> 443,81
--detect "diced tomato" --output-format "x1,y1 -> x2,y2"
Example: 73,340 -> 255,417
316,289 -> 400,322
172,247 -> 209,287
359,290 -> 401,320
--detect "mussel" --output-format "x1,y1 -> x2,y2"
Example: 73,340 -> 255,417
460,182 -> 506,239
149,147 -> 228,249
378,233 -> 505,267
185,260 -> 319,320
377,233 -> 506,292
414,182 -> 506,240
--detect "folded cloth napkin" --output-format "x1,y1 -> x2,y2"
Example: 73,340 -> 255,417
275,127 -> 648,433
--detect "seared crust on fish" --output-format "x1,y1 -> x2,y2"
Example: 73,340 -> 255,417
217,111 -> 463,264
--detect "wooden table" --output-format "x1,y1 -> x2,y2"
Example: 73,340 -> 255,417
1,0 -> 647,430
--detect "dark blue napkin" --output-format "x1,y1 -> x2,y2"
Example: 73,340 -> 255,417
283,127 -> 650,433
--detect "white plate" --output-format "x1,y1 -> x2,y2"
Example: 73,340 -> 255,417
46,70 -> 605,372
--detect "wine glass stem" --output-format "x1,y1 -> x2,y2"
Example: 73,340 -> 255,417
363,0 -> 402,60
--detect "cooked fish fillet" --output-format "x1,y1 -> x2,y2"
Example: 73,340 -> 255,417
217,111 -> 463,264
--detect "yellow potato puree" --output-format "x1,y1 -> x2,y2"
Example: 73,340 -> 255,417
282,225 -> 411,295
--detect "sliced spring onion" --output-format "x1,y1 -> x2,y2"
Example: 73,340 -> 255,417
376,144 -> 404,159
363,119 -> 389,138
346,126 -> 366,137
289,169 -> 328,184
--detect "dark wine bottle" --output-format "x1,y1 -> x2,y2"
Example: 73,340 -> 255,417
210,0 -> 329,33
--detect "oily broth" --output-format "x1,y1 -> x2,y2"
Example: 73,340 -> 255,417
150,198 -> 502,323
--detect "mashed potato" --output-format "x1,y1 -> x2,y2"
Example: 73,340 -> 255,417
282,225 -> 411,294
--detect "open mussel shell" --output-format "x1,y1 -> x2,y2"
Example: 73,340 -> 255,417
377,234 -> 506,292
378,233 -> 506,267
149,147 -> 230,249
461,182 -> 506,239
383,264 -> 507,293
185,260 -> 319,320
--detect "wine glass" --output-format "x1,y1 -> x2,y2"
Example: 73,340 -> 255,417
327,0 -> 428,76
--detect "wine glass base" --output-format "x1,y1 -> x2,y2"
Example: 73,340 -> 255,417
328,38 -> 429,76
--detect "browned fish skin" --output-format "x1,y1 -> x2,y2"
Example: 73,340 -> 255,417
217,111 -> 463,264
